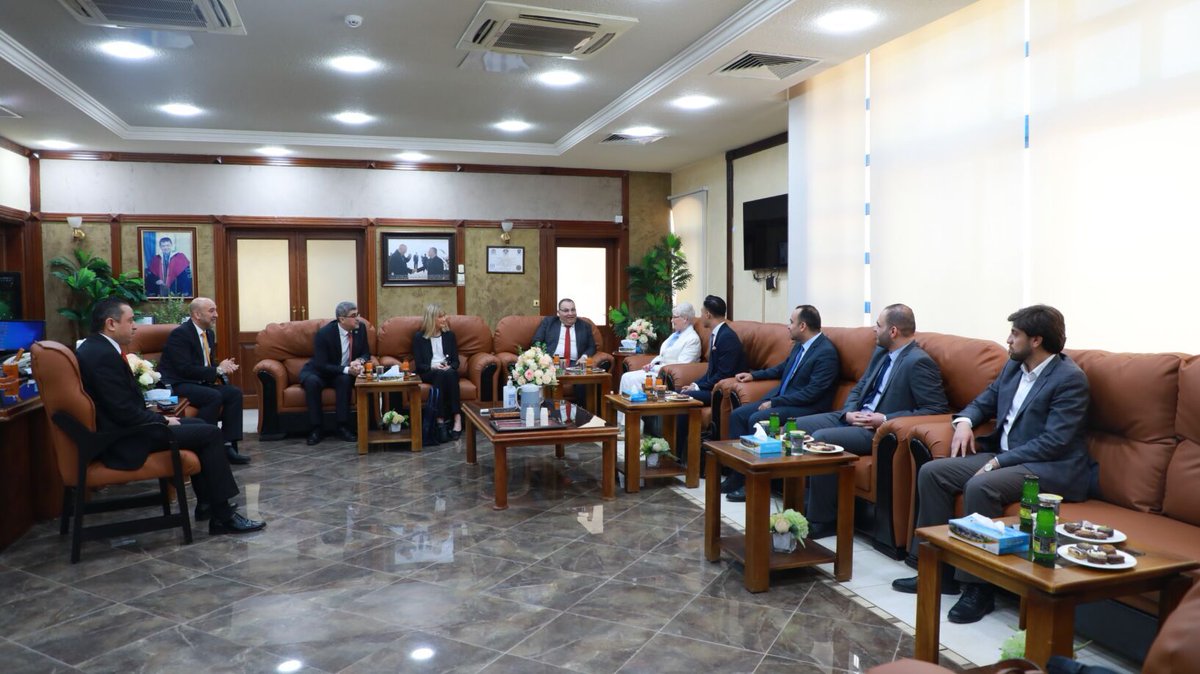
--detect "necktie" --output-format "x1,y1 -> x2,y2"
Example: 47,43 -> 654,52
665,332 -> 679,349
710,329 -> 717,353
780,345 -> 805,391
343,330 -> 353,367
200,333 -> 211,367
862,355 -> 893,410
563,326 -> 571,362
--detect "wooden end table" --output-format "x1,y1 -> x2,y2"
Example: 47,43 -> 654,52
704,439 -> 857,591
463,401 -> 618,510
353,376 -> 423,455
547,368 -> 610,412
913,522 -> 1199,667
602,393 -> 703,491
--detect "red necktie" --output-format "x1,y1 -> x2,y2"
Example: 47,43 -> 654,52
347,331 -> 355,364
563,327 -> 571,362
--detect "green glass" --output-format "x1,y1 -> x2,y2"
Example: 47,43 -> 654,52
1031,495 -> 1058,567
1019,474 -> 1040,534
768,413 -> 781,436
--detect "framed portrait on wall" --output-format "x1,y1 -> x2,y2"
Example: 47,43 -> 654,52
138,227 -> 196,299
486,246 -> 525,274
382,232 -> 456,287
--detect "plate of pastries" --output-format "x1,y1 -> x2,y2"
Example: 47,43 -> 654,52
1059,543 -> 1136,569
1056,520 -> 1126,543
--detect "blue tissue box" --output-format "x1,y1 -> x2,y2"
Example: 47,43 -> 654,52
738,435 -> 782,456
949,515 -> 1029,555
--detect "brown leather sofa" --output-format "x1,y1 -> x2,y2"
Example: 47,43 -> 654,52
252,318 -> 376,439
492,315 -> 613,399
128,322 -> 200,419
375,315 -> 499,405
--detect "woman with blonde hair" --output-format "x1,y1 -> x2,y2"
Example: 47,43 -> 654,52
413,303 -> 461,442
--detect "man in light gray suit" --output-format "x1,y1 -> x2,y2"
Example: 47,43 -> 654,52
797,304 -> 950,532
892,305 -> 1092,624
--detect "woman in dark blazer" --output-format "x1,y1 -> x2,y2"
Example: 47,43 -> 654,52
413,303 -> 461,441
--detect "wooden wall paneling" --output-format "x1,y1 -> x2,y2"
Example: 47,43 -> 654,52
109,216 -> 121,272
455,221 -> 466,314
365,218 -> 377,325
28,154 -> 39,214
23,215 -> 43,319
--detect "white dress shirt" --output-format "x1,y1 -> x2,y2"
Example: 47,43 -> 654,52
431,334 -> 447,367
953,354 -> 1054,451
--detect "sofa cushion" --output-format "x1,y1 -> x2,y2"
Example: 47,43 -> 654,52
1143,577 -> 1200,674
821,327 -> 876,408
727,320 -> 791,372
130,323 -> 179,364
1066,349 -> 1180,513
493,315 -> 605,355
1164,356 -> 1200,526
915,332 -> 1007,410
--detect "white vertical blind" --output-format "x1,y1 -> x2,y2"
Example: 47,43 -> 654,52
669,190 -> 707,310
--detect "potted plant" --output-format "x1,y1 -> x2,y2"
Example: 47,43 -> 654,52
769,509 -> 809,553
608,233 -> 692,350
639,436 -> 671,468
140,293 -> 191,325
50,247 -> 148,340
381,410 -> 407,433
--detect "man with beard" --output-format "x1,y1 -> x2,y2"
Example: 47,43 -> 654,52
789,304 -> 949,523
892,305 -> 1091,624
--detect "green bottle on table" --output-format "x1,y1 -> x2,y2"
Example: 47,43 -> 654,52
1019,474 -> 1039,534
768,412 -> 780,437
1031,495 -> 1058,567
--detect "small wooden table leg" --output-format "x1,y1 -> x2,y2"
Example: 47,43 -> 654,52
1025,589 -> 1076,666
600,436 -> 616,500
1159,574 -> 1192,622
834,464 -> 854,581
783,477 -> 803,512
356,386 -> 369,455
625,412 -> 641,493
705,451 -> 722,562
465,413 -> 477,464
408,385 -> 422,452
555,444 -> 565,459
585,384 -> 597,414
492,443 -> 509,510
685,409 -> 700,488
743,471 -> 770,592
915,541 -> 943,663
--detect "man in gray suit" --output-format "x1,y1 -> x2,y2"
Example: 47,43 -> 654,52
797,304 -> 950,535
892,305 -> 1091,624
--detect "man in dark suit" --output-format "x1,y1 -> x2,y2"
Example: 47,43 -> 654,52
388,243 -> 411,280
799,304 -> 950,536
532,298 -> 597,364
675,295 -> 746,460
300,301 -> 370,446
722,304 -> 840,501
75,298 -> 264,534
158,297 -> 249,465
892,305 -> 1091,624
416,247 -> 449,280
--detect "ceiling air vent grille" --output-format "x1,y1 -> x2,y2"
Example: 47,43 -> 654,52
458,2 -> 636,60
601,133 -> 664,146
714,52 -> 818,80
57,0 -> 246,35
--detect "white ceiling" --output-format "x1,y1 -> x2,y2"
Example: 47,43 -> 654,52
0,0 -> 974,172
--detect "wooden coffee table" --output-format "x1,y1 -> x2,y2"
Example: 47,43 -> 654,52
353,376 -> 423,455
704,439 -> 858,591
548,368 -> 610,412
603,393 -> 703,491
463,401 -> 618,510
913,522 -> 1199,666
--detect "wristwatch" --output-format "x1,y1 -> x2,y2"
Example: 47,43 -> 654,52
983,460 -> 996,472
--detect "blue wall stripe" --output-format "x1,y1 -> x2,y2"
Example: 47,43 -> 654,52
1024,40 -> 1029,57
864,301 -> 872,314
865,97 -> 871,111
1024,115 -> 1029,148
864,252 -> 870,264
865,153 -> 871,167
865,202 -> 871,216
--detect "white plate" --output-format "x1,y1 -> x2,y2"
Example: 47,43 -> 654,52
1058,544 -> 1136,570
804,443 -> 844,454
1056,523 -> 1127,544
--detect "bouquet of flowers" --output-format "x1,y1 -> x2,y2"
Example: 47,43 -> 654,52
125,353 -> 162,392
769,508 -> 809,546
626,317 -> 657,346
381,410 -> 407,427
513,344 -> 558,387
639,436 -> 671,458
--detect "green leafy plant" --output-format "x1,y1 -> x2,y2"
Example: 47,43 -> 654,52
639,436 -> 671,457
770,509 -> 809,545
999,630 -> 1026,660
50,247 -> 147,339
141,294 -> 190,325
609,233 -> 692,349
381,410 -> 407,427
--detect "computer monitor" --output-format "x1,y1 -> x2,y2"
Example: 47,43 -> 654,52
0,320 -> 45,354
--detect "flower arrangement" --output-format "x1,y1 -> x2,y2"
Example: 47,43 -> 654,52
769,509 -> 809,546
381,410 -> 407,428
513,344 -> 558,387
639,436 -> 671,457
125,353 -> 162,392
626,317 -> 657,346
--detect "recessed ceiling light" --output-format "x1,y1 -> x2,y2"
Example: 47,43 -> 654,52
537,70 -> 582,87
39,139 -> 77,150
98,41 -> 155,60
256,146 -> 291,156
815,8 -> 878,34
396,151 -> 429,162
276,660 -> 303,673
495,120 -> 531,132
329,55 -> 380,74
159,103 -> 202,117
334,111 -> 373,125
410,648 -> 435,661
621,126 -> 661,138
673,95 -> 716,110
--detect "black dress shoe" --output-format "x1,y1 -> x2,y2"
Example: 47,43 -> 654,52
194,502 -> 211,521
891,575 -> 961,595
807,521 -> 838,539
225,444 -> 251,465
726,487 -> 746,503
720,476 -> 743,494
307,430 -> 322,446
436,422 -> 451,445
336,426 -> 357,442
948,584 -> 995,623
209,512 -> 266,535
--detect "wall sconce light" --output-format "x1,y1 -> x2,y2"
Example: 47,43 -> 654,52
67,216 -> 85,242
500,220 -> 513,244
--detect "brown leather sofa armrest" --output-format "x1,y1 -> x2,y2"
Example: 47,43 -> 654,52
659,362 -> 708,390
496,352 -> 517,377
622,355 -> 656,372
724,379 -> 778,408
908,417 -> 996,460
253,359 -> 287,406
379,356 -> 401,367
465,352 -> 497,394
591,351 -> 614,372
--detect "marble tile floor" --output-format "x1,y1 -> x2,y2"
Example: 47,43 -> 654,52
0,431 -> 1138,673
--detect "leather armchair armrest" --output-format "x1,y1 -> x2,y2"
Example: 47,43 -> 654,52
253,359 -> 287,407
659,362 -> 708,390
379,356 -> 401,367
591,351 -> 613,372
724,379 -> 777,409
465,352 -> 497,395
496,352 -> 517,377
622,355 -> 656,373
908,417 -> 996,462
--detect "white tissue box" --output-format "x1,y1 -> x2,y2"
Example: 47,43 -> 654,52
949,514 -> 1029,555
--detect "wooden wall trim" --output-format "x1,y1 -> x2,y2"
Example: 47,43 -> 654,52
23,214 -> 44,319
364,219 -> 377,325
0,205 -> 28,222
0,135 -> 29,157
109,216 -> 121,272
725,131 -> 788,320
454,222 -> 466,314
28,155 -> 39,214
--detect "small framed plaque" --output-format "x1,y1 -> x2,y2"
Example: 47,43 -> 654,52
487,246 -> 525,274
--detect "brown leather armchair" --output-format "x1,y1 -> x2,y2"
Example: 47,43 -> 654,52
375,315 -> 499,404
32,341 -> 200,563
129,322 -> 199,418
253,318 -> 377,439
492,315 -> 613,398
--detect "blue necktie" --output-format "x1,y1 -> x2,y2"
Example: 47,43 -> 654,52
779,344 -> 805,391
862,355 -> 892,410
665,332 -> 679,348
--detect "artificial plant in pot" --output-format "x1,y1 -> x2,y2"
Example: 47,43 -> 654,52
50,247 -> 148,341
140,293 -> 191,325
609,233 -> 692,352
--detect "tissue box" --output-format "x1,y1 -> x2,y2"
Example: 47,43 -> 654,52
949,515 -> 1029,555
738,435 -> 782,456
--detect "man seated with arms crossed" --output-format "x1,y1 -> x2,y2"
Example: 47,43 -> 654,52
675,295 -> 746,460
76,298 -> 265,534
797,304 -> 949,537
159,297 -> 249,466
722,304 -> 840,502
300,301 -> 372,446
892,305 -> 1091,624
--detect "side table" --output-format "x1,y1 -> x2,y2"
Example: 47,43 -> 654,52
603,393 -> 702,491
353,376 -> 423,455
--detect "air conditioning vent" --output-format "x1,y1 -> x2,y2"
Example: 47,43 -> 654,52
601,133 -> 664,146
57,0 -> 246,35
714,52 -> 818,80
0,105 -> 21,119
458,2 -> 636,60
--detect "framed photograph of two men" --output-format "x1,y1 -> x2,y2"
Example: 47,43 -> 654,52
382,232 -> 456,287
138,227 -> 196,298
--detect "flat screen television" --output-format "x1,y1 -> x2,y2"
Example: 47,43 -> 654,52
0,320 -> 45,354
742,194 -> 787,270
